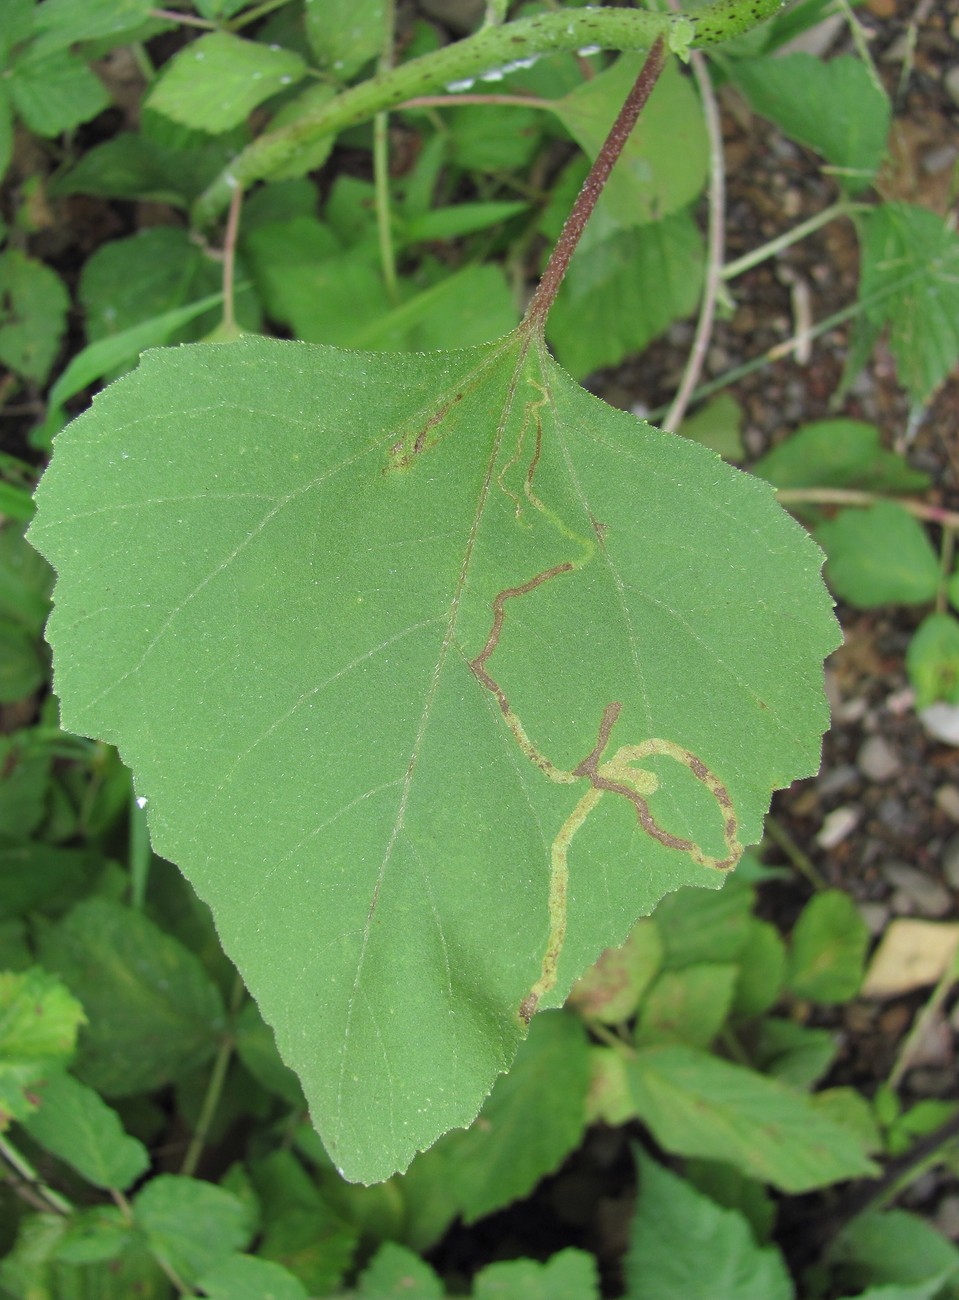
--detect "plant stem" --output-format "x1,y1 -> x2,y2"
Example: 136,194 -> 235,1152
763,814 -> 829,891
887,946 -> 959,1090
721,201 -> 867,281
938,525 -> 956,614
374,0 -> 399,303
179,974 -> 245,1179
0,1135 -> 73,1215
228,0 -> 292,31
221,182 -> 242,334
663,38 -> 724,431
522,38 -> 666,335
149,7 -> 216,29
192,0 -> 785,227
399,92 -> 550,111
776,488 -> 959,533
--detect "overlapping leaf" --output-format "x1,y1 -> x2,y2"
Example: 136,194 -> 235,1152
30,332 -> 837,1180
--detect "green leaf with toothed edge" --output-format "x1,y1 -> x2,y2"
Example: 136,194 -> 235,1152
29,332 -> 837,1183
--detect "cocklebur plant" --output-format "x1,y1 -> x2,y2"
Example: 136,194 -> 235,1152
23,0 -> 844,1187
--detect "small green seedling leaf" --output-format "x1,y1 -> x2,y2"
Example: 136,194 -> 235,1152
35,898 -> 225,1096
627,1044 -> 877,1191
7,49 -> 110,136
626,1151 -> 793,1300
732,54 -> 889,192
198,1254 -> 310,1300
134,1175 -> 253,1286
753,419 -> 929,494
678,393 -> 744,460
731,917 -> 786,1018
786,888 -> 869,1004
147,32 -> 307,134
304,0 -> 386,80
857,203 -> 959,406
21,1069 -> 150,1190
545,211 -> 704,379
356,1242 -> 441,1294
0,967 -> 85,1126
816,502 -> 940,608
249,1149 -> 358,1293
654,881 -> 755,969
568,918 -> 662,1023
31,334 -> 837,1181
749,1017 -> 838,1089
635,964 -> 738,1048
829,1210 -> 959,1293
357,1242 -> 444,1297
433,1011 -> 590,1223
0,249 -> 69,384
473,1249 -> 600,1300
907,612 -> 959,708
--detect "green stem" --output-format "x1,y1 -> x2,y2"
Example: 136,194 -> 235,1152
179,974 -> 245,1179
721,201 -> 867,281
374,0 -> 399,302
887,946 -> 959,1091
0,1134 -> 73,1215
763,814 -> 829,891
192,0 -> 784,228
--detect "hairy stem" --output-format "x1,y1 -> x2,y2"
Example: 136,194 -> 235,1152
522,38 -> 666,334
192,0 -> 784,228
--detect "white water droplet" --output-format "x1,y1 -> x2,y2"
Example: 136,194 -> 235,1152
136,796 -> 148,809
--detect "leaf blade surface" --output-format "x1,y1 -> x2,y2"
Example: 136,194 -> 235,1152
31,335 -> 837,1181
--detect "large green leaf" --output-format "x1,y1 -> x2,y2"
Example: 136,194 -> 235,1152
30,333 -> 837,1181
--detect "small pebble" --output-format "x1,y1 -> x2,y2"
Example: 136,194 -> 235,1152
921,703 -> 959,745
816,805 -> 860,849
936,785 -> 959,824
942,832 -> 959,890
946,66 -> 959,111
817,764 -> 860,798
857,734 -> 902,783
934,1195 -> 959,1241
857,900 -> 890,935
882,861 -> 953,918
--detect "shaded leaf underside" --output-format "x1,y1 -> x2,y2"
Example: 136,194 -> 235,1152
30,334 -> 837,1181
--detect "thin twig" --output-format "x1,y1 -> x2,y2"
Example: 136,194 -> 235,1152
763,815 -> 829,892
0,1134 -> 74,1216
776,488 -> 959,533
887,947 -> 959,1091
721,201 -> 866,281
179,974 -> 246,1180
663,41 -> 724,431
398,92 -> 550,110
148,6 -> 216,28
221,182 -> 243,334
523,37 -> 666,334
374,0 -> 399,303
